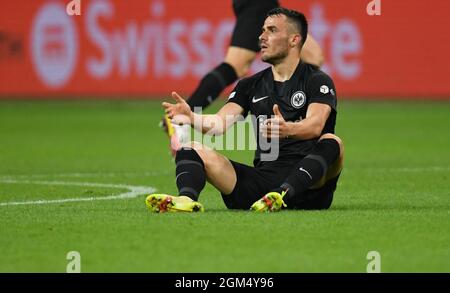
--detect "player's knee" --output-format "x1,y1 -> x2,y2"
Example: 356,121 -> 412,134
180,141 -> 211,152
180,141 -> 199,150
319,133 -> 344,154
175,146 -> 205,169
178,142 -> 215,170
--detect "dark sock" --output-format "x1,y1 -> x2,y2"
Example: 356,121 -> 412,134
280,139 -> 340,202
187,62 -> 238,110
175,148 -> 206,201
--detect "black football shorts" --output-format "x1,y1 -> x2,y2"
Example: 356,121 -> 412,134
230,0 -> 280,52
221,157 -> 340,210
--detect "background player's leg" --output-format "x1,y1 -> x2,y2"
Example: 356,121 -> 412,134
186,47 -> 256,110
224,46 -> 257,79
279,134 -> 344,203
301,34 -> 325,67
175,142 -> 237,199
164,47 -> 256,156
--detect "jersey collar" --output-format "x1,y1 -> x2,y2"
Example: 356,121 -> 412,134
266,61 -> 305,97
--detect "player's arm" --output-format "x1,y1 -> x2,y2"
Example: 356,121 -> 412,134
162,92 -> 244,135
261,103 -> 330,140
191,102 -> 244,135
262,72 -> 336,140
300,34 -> 324,67
286,103 -> 331,139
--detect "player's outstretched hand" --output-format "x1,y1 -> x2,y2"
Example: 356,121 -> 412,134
162,92 -> 192,125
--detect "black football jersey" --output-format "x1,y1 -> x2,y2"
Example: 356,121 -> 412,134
226,61 -> 337,167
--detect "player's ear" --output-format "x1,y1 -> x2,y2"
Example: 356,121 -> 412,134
291,34 -> 301,47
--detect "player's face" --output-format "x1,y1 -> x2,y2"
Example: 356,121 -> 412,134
259,15 -> 291,64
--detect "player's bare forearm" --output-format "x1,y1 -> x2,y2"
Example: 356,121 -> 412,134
163,92 -> 238,135
287,103 -> 331,139
262,117 -> 323,140
191,103 -> 244,135
262,103 -> 330,140
190,113 -> 226,135
286,117 -> 324,140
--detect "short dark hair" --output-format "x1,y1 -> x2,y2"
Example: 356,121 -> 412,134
267,7 -> 308,46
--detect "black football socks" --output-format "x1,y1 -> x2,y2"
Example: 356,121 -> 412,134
187,62 -> 238,110
175,148 -> 206,201
280,138 -> 340,202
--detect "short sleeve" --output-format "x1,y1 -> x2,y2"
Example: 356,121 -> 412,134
226,79 -> 251,117
306,72 -> 337,111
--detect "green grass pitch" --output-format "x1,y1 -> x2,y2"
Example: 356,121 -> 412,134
0,99 -> 449,272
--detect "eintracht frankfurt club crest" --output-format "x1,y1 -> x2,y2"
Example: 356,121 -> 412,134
291,91 -> 306,109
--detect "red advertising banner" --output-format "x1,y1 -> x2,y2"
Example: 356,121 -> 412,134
0,0 -> 449,98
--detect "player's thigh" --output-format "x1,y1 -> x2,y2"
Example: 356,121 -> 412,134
185,142 -> 237,195
230,0 -> 279,54
224,47 -> 257,78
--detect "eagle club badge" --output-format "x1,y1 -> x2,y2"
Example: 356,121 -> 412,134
291,91 -> 306,108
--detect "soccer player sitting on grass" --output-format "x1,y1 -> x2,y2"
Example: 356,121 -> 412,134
146,8 -> 344,213
161,0 -> 324,157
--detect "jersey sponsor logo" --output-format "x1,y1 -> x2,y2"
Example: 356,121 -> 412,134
252,96 -> 269,103
227,91 -> 236,100
320,85 -> 330,94
291,91 -> 306,108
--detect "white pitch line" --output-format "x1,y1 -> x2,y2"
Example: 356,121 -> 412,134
0,179 -> 156,206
